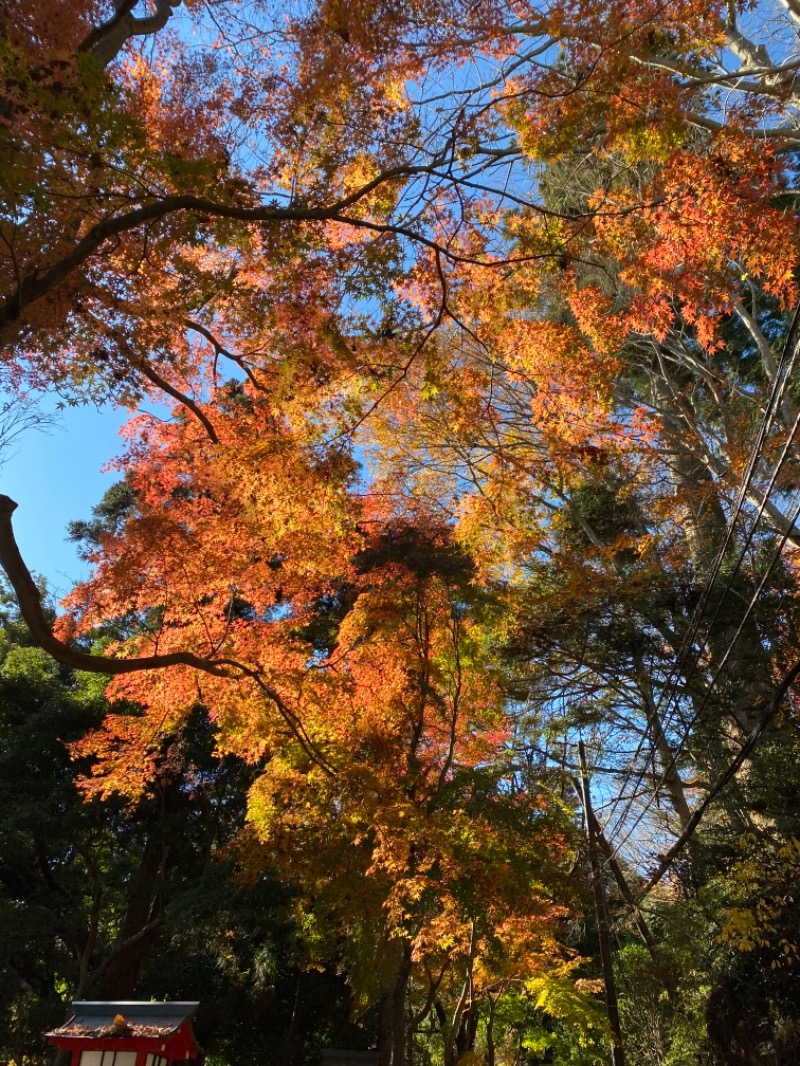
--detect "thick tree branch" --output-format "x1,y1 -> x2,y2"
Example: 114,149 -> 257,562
123,346 -> 220,443
79,0 -> 183,68
0,494 -> 232,676
633,50 -> 800,102
82,916 -> 164,996
778,0 -> 800,26
724,0 -> 773,69
733,299 -> 798,428
0,494 -> 339,773
0,173 -> 459,341
572,773 -> 676,999
685,112 -> 800,143
185,320 -> 264,393
137,362 -> 219,442
73,844 -> 103,999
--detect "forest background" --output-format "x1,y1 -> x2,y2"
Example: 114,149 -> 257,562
3,0 -> 800,1064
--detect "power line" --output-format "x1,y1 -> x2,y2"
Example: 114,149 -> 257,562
610,488 -> 800,860
636,651 -> 800,902
599,302 -> 800,846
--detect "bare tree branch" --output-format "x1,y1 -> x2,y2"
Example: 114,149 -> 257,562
79,0 -> 183,68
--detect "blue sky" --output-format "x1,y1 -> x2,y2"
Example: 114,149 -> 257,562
0,400 -> 131,600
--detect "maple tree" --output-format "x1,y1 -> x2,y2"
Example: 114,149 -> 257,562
3,0 -> 798,416
24,380 -> 580,1059
0,576 -> 374,1066
236,531 -> 579,1066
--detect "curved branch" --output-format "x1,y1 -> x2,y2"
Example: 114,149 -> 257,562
132,357 -> 219,443
0,495 -> 337,774
0,181 -> 437,340
185,320 -> 265,393
79,0 -> 183,68
0,494 -> 232,676
0,160 -> 589,347
686,111 -> 800,144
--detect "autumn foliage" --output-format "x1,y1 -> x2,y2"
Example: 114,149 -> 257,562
5,0 -> 800,1061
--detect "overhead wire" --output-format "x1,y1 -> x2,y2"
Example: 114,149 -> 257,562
635,649 -> 800,902
604,403 -> 800,847
611,483 -> 800,861
603,397 -> 800,844
595,302 -> 800,849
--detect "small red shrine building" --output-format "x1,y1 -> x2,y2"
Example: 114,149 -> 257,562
46,1002 -> 204,1066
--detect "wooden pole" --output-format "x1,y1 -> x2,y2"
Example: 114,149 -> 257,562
578,741 -> 626,1066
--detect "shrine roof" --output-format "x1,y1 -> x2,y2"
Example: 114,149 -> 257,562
47,1003 -> 201,1044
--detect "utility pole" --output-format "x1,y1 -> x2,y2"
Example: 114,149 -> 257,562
578,740 -> 626,1066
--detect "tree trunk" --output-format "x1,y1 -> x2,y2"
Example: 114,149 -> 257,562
635,656 -> 692,831
379,946 -> 412,1066
579,743 -> 626,1066
652,362 -> 774,739
99,829 -> 164,998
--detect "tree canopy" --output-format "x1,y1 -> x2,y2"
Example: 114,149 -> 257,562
4,0 -> 800,1063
